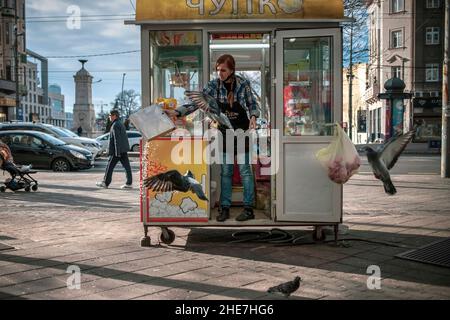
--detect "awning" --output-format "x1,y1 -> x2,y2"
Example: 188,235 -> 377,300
134,0 -> 344,22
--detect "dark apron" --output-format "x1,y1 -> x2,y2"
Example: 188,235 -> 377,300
216,82 -> 250,155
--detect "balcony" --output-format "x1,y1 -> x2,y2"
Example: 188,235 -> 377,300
1,7 -> 15,17
364,83 -> 380,104
0,79 -> 16,95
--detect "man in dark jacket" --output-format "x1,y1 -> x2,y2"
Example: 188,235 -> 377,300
96,110 -> 133,189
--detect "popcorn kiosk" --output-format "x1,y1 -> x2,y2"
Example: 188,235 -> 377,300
126,0 -> 348,246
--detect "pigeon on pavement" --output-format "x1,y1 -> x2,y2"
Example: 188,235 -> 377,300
144,169 -> 208,201
363,129 -> 416,195
184,91 -> 234,130
267,276 -> 302,297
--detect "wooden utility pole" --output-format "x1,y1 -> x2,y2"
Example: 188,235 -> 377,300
443,0 -> 450,178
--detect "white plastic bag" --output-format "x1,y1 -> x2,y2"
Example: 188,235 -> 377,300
316,124 -> 361,184
129,104 -> 175,141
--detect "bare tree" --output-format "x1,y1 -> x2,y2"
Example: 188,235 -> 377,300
110,89 -> 141,118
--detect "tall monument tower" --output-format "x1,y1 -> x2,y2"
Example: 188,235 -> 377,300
73,60 -> 95,137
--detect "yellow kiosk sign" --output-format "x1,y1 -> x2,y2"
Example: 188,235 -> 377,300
136,0 -> 344,21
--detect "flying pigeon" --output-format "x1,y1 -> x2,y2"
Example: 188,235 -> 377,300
184,91 -> 234,130
267,276 -> 302,297
143,169 -> 208,201
363,129 -> 416,195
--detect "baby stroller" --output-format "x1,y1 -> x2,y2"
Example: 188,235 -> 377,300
0,142 -> 38,193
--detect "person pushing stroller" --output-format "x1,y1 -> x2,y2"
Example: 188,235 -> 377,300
0,140 -> 38,192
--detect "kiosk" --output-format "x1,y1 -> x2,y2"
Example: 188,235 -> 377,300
127,0 -> 347,246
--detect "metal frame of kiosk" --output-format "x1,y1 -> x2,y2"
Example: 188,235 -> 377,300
127,0 -> 348,246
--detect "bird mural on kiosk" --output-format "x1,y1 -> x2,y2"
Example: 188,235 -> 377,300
144,169 -> 208,201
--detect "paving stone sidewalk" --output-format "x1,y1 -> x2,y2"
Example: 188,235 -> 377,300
0,166 -> 449,300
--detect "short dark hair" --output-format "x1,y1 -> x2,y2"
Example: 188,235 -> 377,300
109,110 -> 120,117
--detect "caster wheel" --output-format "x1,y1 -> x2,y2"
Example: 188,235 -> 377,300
160,229 -> 175,245
0,186 -> 6,192
32,184 -> 38,192
140,236 -> 151,247
312,227 -> 326,242
25,186 -> 31,192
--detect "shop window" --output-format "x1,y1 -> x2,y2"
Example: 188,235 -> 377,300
391,0 -> 405,13
426,27 -> 440,45
282,36 -> 333,136
391,30 -> 403,48
392,66 -> 401,79
149,30 -> 203,135
426,0 -> 440,8
425,63 -> 439,82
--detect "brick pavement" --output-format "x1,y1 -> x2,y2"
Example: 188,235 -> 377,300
0,166 -> 449,300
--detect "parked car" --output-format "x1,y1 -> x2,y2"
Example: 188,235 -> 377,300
0,130 -> 93,172
96,131 -> 142,156
0,122 -> 102,158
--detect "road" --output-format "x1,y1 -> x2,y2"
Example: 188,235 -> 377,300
83,154 -> 441,175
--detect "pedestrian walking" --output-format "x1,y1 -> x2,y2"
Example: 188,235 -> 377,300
96,110 -> 133,189
77,126 -> 83,136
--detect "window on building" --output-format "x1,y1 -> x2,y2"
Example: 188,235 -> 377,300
426,0 -> 440,8
426,27 -> 440,45
392,0 -> 405,13
392,66 -> 402,79
28,69 -> 32,79
425,63 -> 439,82
430,91 -> 440,97
391,30 -> 403,48
5,23 -> 10,45
6,65 -> 12,80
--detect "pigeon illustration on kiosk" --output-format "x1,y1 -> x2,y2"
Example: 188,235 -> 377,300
144,170 -> 208,201
363,129 -> 416,195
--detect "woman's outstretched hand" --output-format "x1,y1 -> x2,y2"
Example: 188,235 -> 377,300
164,109 -> 178,117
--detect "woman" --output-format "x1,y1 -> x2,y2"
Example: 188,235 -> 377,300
166,54 -> 259,222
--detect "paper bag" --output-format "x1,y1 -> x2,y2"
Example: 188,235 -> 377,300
129,104 -> 176,141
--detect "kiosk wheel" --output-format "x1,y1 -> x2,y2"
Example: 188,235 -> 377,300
312,226 -> 326,242
160,227 -> 175,245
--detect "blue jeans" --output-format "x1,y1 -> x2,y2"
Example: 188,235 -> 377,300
220,152 -> 254,208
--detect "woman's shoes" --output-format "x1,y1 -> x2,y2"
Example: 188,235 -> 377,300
235,207 -> 255,221
216,207 -> 230,222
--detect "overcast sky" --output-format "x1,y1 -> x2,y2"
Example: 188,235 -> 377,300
26,0 -> 141,115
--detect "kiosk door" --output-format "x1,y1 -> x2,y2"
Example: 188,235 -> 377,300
275,28 -> 342,223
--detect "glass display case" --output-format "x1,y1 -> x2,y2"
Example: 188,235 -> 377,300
282,36 -> 333,136
149,30 -> 204,136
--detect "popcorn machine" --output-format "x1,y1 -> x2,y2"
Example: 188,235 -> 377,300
127,0 -> 348,246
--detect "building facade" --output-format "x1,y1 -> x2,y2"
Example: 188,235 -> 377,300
65,112 -> 73,130
21,60 -> 51,123
365,0 -> 444,144
343,63 -> 369,144
0,0 -> 26,122
48,84 -> 65,127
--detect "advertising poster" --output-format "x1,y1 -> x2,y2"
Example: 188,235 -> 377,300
392,99 -> 404,136
143,137 -> 209,223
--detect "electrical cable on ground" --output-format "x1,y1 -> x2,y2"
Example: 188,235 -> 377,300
229,228 -> 416,249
